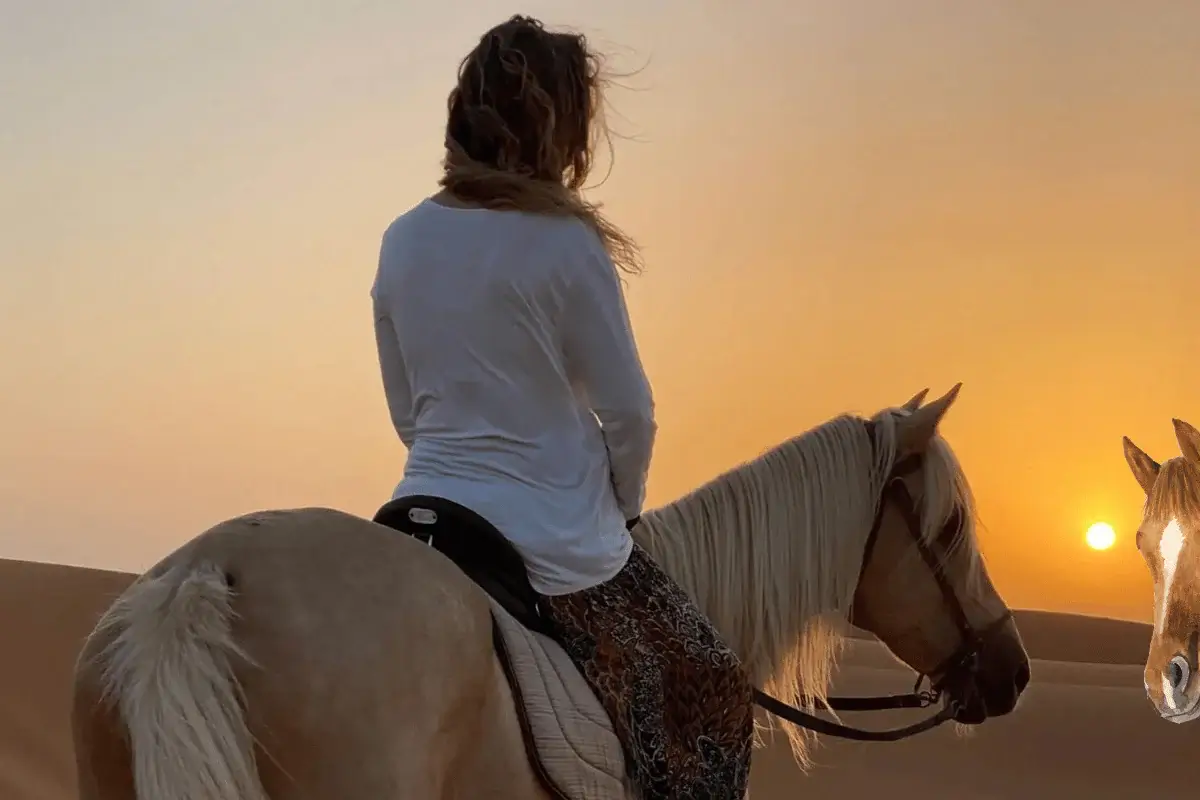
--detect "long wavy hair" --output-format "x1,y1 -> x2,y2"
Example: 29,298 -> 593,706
440,15 -> 642,276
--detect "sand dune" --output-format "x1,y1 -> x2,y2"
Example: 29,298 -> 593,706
752,648 -> 1193,797
1,557 -> 1193,799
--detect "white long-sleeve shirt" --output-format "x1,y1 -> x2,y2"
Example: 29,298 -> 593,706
371,198 -> 656,595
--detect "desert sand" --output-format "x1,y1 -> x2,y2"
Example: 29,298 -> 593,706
1,557 -> 1194,799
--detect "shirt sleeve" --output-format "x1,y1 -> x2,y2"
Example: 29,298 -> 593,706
561,228 -> 657,521
372,288 -> 416,450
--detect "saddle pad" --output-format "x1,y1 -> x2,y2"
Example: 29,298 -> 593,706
488,599 -> 634,800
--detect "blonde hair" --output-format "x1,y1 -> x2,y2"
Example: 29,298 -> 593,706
440,15 -> 642,276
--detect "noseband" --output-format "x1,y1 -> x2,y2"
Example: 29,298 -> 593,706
751,419 -> 1013,742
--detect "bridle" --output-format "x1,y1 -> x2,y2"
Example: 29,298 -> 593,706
751,418 -> 1014,742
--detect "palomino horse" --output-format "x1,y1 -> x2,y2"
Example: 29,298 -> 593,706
72,384 -> 1030,800
1123,418 -> 1200,723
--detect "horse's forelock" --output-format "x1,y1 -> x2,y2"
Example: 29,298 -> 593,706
869,406 -> 983,589
917,429 -> 984,592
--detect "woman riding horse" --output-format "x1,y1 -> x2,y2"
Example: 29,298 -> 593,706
371,15 -> 754,800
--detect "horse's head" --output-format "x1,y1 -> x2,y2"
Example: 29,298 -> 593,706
850,384 -> 1031,725
1122,420 -> 1200,723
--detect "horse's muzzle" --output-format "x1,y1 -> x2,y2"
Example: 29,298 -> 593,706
942,622 -> 1031,724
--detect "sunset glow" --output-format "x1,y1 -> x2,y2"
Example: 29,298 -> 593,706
1086,523 -> 1117,552
2,3 -> 1198,625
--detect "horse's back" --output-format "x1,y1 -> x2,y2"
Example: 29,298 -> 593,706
75,506 -> 507,799
82,506 -> 496,668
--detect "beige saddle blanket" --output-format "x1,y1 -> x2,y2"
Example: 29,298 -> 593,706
488,599 -> 635,800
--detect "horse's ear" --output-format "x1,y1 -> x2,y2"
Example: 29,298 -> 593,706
895,383 -> 961,455
1123,436 -> 1161,495
1172,419 -> 1200,465
902,388 -> 929,413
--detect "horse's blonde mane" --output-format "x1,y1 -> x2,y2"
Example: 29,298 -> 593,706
635,406 -> 981,766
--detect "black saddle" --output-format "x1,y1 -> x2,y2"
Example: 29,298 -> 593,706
372,495 -> 552,636
374,494 -> 583,799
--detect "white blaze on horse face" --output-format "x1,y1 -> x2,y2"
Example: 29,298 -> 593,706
1155,518 -> 1185,638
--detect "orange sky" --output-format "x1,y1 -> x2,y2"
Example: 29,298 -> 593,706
3,1 -> 1198,623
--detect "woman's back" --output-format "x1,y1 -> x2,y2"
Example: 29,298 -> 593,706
372,199 -> 653,595
368,16 -> 751,799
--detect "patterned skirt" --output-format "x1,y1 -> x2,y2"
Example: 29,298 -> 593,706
539,543 -> 754,800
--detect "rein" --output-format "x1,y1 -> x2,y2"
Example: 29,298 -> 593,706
749,418 -> 1010,742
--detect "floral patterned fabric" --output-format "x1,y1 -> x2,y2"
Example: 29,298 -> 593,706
539,544 -> 754,800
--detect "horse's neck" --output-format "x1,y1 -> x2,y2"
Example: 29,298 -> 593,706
635,426 -> 877,686
636,414 -> 941,766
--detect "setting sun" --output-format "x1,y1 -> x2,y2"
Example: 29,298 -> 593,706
1086,522 -> 1117,551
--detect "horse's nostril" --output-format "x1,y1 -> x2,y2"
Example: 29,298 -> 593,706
1167,655 -> 1191,691
1014,662 -> 1031,693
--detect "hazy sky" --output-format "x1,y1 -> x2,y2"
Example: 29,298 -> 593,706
3,1 -> 1198,622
